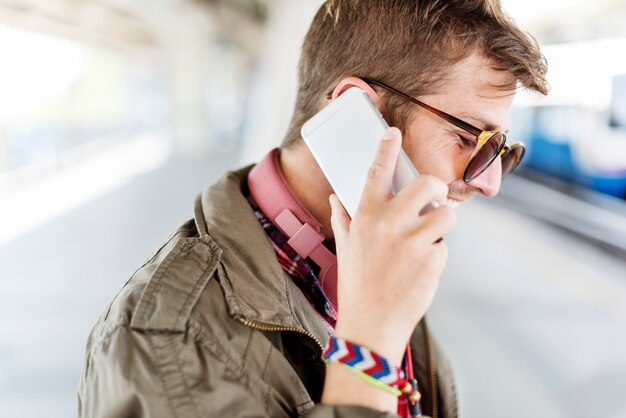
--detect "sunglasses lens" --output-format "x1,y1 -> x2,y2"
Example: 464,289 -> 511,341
464,133 -> 505,182
502,144 -> 525,178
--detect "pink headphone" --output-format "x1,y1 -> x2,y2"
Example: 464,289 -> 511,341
248,149 -> 338,307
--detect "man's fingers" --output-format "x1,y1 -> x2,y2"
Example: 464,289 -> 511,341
411,205 -> 457,244
393,175 -> 449,217
359,127 -> 402,206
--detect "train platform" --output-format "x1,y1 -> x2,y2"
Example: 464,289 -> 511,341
1,154 -> 625,418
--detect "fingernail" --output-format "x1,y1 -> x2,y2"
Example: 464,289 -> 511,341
382,127 -> 399,141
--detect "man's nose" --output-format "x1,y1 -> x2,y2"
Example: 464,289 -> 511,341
467,157 -> 502,197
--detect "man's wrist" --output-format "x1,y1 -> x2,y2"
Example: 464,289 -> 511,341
321,362 -> 397,412
333,313 -> 412,366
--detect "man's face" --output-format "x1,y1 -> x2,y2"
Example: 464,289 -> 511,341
400,53 -> 516,207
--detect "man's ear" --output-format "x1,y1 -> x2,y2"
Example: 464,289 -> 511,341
330,77 -> 383,109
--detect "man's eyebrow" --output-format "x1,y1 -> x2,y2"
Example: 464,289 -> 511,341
456,113 -> 509,133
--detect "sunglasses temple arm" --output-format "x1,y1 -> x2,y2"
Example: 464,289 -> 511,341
365,79 -> 483,136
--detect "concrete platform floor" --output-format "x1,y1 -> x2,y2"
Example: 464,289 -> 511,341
1,153 -> 625,418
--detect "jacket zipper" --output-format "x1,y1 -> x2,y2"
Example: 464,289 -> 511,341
237,317 -> 324,352
423,320 -> 439,418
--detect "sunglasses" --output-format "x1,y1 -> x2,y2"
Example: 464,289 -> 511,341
361,79 -> 525,182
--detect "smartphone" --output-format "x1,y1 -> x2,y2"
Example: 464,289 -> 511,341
301,86 -> 420,218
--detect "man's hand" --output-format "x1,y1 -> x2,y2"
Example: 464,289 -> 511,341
330,126 -> 456,365
330,128 -> 456,366
321,127 -> 456,412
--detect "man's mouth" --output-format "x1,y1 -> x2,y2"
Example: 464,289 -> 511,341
446,182 -> 475,209
445,198 -> 463,209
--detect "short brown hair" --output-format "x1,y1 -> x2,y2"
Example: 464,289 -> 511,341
282,0 -> 548,147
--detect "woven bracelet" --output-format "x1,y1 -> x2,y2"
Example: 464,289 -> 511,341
322,337 -> 421,402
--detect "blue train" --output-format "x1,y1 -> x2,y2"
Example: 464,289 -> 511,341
513,74 -> 626,199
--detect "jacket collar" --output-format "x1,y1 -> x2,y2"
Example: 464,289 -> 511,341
194,165 -> 329,347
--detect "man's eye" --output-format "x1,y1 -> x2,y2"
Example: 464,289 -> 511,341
456,134 -> 476,148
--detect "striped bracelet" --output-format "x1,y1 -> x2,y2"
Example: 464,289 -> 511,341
322,336 -> 421,403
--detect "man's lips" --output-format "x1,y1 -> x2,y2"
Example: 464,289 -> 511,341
445,197 -> 464,209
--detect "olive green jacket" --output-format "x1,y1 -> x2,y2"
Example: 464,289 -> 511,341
78,166 -> 458,418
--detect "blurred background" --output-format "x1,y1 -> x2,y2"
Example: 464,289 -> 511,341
0,1 -> 625,417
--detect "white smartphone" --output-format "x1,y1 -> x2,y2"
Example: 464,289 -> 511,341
301,86 -> 420,218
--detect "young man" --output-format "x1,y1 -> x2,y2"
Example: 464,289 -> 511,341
79,1 -> 548,417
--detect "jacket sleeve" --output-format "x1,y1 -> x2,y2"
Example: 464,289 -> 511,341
78,320 -> 272,418
78,319 -> 421,418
